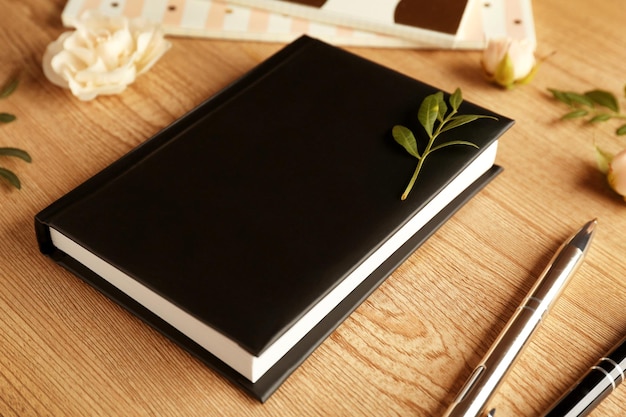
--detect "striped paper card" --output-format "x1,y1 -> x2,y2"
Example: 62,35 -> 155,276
61,0 -> 535,49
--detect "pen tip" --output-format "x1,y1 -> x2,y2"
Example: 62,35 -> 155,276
585,218 -> 598,234
487,408 -> 496,417
569,219 -> 596,252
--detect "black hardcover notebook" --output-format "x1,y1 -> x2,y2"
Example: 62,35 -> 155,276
35,36 -> 513,402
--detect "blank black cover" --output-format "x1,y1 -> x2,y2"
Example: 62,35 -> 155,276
35,36 -> 513,401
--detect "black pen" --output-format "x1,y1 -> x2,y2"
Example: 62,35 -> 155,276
543,334 -> 626,417
443,219 -> 597,417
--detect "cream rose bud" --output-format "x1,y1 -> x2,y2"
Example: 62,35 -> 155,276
608,149 -> 626,200
481,38 -> 537,89
42,11 -> 170,101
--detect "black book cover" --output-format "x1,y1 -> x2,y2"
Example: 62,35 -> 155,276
35,36 -> 513,401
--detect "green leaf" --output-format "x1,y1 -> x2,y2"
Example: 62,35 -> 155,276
617,124 -> 626,135
392,125 -> 420,158
549,88 -> 573,106
0,167 -> 21,189
0,113 -> 16,123
449,88 -> 463,112
435,92 -> 447,122
418,94 -> 440,138
564,92 -> 594,107
440,114 -> 498,133
0,76 -> 19,99
0,147 -> 32,162
585,90 -> 619,112
562,109 -> 589,119
430,140 -> 479,153
589,113 -> 612,123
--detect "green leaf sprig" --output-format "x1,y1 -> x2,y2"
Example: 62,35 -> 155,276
0,148 -> 32,189
1,74 -> 32,190
0,75 -> 18,124
392,88 -> 497,200
548,86 -> 626,135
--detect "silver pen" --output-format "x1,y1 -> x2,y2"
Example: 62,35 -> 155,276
443,219 -> 597,417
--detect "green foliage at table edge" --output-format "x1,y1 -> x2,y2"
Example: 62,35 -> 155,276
1,74 -> 31,190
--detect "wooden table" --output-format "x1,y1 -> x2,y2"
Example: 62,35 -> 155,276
2,0 -> 625,415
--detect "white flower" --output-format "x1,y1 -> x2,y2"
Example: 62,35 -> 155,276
42,11 -> 170,101
608,149 -> 626,200
481,38 -> 537,89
